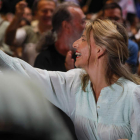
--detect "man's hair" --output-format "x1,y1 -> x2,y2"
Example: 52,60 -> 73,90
52,2 -> 79,33
102,2 -> 122,17
32,0 -> 57,15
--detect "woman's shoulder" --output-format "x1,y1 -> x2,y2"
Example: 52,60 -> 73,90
66,68 -> 85,75
49,68 -> 84,81
122,77 -> 140,97
122,77 -> 138,89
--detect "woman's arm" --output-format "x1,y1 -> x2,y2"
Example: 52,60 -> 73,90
19,58 -> 82,116
0,50 -> 82,117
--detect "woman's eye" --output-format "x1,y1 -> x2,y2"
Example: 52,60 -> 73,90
82,39 -> 85,42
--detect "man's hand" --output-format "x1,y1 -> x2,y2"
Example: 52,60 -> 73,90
5,0 -> 27,46
65,51 -> 75,71
15,0 -> 27,18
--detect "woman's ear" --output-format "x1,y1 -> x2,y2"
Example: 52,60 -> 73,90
96,47 -> 106,59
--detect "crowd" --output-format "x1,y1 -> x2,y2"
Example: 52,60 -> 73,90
0,0 -> 140,140
0,0 -> 140,74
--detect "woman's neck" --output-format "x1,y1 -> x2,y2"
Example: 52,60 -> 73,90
89,68 -> 108,102
85,58 -> 108,102
87,65 -> 119,102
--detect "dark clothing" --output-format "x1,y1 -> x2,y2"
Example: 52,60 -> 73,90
34,44 -> 67,71
126,39 -> 139,74
34,44 -> 77,140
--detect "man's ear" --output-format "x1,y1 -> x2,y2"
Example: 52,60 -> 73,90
62,21 -> 71,33
96,47 -> 106,59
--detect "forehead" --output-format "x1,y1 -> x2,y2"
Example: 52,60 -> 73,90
82,30 -> 95,43
24,7 -> 31,13
68,7 -> 85,20
104,8 -> 121,17
37,1 -> 56,10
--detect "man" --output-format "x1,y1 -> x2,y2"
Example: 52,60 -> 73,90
23,6 -> 33,23
5,0 -> 56,65
101,2 -> 139,73
34,2 -> 86,71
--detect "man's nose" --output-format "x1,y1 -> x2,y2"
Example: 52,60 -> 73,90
46,10 -> 52,16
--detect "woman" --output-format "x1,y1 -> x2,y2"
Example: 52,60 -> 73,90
0,19 -> 140,140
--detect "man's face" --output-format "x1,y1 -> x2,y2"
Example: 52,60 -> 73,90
104,8 -> 123,23
23,7 -> 32,22
36,0 -> 56,27
68,7 -> 86,42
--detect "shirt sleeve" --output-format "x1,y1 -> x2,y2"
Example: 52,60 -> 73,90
18,58 -> 82,117
130,85 -> 140,140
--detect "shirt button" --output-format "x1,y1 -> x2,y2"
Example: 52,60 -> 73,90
97,106 -> 100,109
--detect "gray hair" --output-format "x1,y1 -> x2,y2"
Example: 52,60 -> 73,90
52,2 -> 79,33
36,31 -> 57,52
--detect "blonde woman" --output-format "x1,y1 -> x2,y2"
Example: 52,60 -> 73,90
0,19 -> 140,140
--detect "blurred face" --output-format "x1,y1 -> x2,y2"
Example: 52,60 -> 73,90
19,20 -> 28,27
73,30 -> 97,69
36,1 -> 55,27
23,7 -> 32,22
104,8 -> 122,23
69,7 -> 86,41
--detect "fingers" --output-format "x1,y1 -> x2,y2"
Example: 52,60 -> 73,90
65,51 -> 72,63
65,51 -> 75,71
15,1 -> 27,17
67,51 -> 72,60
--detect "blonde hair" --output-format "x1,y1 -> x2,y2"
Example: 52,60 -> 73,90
82,19 -> 140,91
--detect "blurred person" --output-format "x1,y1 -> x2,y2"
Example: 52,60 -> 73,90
126,13 -> 139,37
5,0 -> 56,65
5,12 -> 15,23
107,0 -> 136,19
19,17 -> 31,27
125,13 -> 140,47
135,0 -> 140,19
0,73 -> 73,140
0,0 -> 13,55
118,0 -> 136,19
23,6 -> 33,23
102,2 -> 139,73
34,2 -> 86,71
0,19 -> 140,140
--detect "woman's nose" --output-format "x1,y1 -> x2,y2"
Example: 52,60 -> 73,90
73,40 -> 79,49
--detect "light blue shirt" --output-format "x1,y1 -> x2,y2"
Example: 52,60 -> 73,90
0,50 -> 140,140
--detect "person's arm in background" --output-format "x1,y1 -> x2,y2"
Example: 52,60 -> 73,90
5,1 -> 27,47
